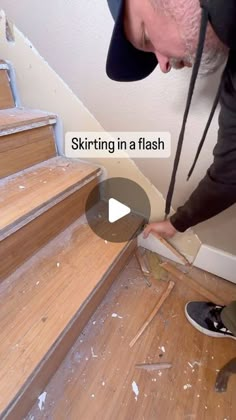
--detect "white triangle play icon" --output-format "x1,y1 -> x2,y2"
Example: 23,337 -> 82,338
108,198 -> 131,223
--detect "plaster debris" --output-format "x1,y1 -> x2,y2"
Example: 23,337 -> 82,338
132,381 -> 139,401
102,381 -> 105,386
56,262 -> 60,268
111,313 -> 123,319
197,395 -> 200,398
38,391 -> 47,411
19,185 -> 25,189
188,362 -> 193,368
36,281 -> 40,286
158,371 -> 162,377
91,394 -> 95,398
183,384 -> 192,390
85,357 -> 89,361
91,347 -> 98,358
152,378 -> 157,382
105,240 -> 108,244
159,346 -> 166,353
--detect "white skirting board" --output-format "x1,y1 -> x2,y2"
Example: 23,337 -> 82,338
138,234 -> 184,265
193,244 -> 236,284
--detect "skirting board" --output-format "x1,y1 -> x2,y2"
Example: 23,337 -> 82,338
138,234 -> 184,265
193,244 -> 236,284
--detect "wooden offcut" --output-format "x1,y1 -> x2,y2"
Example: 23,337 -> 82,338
129,280 -> 175,348
135,247 -> 150,275
160,262 -> 227,305
152,231 -> 189,265
135,363 -> 172,371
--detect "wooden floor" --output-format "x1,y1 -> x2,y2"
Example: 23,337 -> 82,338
27,255 -> 236,420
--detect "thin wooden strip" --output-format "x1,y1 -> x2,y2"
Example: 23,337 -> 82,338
135,363 -> 172,371
0,108 -> 57,132
151,232 -> 189,265
129,280 -> 175,348
135,247 -> 151,287
135,247 -> 150,275
160,262 -> 226,305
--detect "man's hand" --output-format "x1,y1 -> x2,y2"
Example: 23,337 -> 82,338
143,219 -> 177,239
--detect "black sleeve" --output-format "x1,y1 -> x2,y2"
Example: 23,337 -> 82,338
170,52 -> 236,232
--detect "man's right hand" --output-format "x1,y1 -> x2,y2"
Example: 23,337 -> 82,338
143,219 -> 177,240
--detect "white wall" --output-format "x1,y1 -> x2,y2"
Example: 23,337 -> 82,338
1,0 -> 235,254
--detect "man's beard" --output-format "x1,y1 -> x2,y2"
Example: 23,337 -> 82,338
170,48 -> 228,76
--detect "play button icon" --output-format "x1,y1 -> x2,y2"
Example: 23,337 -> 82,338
85,177 -> 151,243
108,198 -> 131,223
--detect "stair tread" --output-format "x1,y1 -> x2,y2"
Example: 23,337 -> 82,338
0,108 -> 57,133
0,205 -> 140,414
0,156 -> 100,237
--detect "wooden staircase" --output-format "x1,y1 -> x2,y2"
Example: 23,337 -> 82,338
0,61 -> 139,419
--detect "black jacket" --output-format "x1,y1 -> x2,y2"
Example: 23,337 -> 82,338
170,0 -> 236,232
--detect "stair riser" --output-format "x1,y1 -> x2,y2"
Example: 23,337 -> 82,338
2,239 -> 137,420
0,126 -> 57,178
0,178 -> 99,282
0,69 -> 15,109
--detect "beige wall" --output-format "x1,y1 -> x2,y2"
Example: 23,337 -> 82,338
1,0 -> 235,254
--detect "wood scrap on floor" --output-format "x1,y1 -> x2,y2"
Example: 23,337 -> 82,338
135,247 -> 152,287
160,261 -> 226,306
135,362 -> 172,371
151,231 -> 190,266
129,280 -> 175,348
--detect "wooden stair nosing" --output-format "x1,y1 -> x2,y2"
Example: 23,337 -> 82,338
0,169 -> 102,241
0,118 -> 57,137
1,237 -> 137,419
0,108 -> 57,136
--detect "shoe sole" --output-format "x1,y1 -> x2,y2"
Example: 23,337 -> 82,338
184,303 -> 236,340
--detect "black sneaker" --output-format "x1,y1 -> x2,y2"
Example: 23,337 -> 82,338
185,301 -> 236,339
